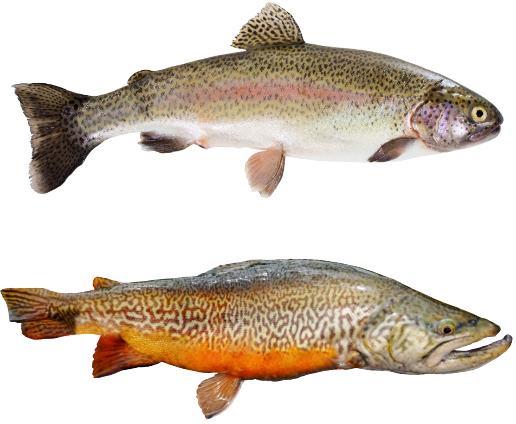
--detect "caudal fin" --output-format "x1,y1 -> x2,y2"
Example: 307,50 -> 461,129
1,288 -> 76,340
13,83 -> 99,193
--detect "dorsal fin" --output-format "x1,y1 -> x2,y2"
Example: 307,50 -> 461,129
127,70 -> 151,84
231,3 -> 304,50
93,277 -> 121,290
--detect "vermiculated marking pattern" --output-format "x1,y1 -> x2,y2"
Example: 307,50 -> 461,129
2,259 -> 510,394
37,259 -> 484,380
73,264 -> 376,355
59,261 -> 484,366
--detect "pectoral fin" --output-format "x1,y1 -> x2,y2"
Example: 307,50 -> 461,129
332,351 -> 368,369
245,149 -> 285,197
139,132 -> 191,153
368,138 -> 416,162
197,374 -> 243,419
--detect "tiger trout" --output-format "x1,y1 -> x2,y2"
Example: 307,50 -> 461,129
14,3 -> 503,196
2,259 -> 511,418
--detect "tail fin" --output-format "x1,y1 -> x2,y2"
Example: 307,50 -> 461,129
1,288 -> 76,340
13,83 -> 98,193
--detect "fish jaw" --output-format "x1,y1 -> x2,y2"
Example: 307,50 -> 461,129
423,320 -> 512,373
468,121 -> 502,144
429,334 -> 512,374
380,334 -> 512,375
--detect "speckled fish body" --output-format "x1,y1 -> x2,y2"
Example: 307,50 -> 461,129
13,3 -> 503,196
1,260 -> 511,418
73,45 -> 452,161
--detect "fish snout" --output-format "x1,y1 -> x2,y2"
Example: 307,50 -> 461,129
479,318 -> 501,337
492,323 -> 501,335
492,110 -> 503,132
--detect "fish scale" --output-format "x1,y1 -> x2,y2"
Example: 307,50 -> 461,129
13,2 -> 502,196
77,45 -> 437,156
70,261 -> 374,374
1,259 -> 511,417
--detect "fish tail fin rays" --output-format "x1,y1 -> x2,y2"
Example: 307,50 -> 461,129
139,132 -> 191,153
13,83 -> 100,193
197,374 -> 243,419
231,3 -> 304,50
92,334 -> 159,378
245,149 -> 285,197
1,288 -> 75,340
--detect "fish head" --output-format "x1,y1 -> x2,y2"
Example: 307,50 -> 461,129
411,81 -> 503,152
360,294 -> 511,374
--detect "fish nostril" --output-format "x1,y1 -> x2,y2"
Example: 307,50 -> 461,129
469,319 -> 478,326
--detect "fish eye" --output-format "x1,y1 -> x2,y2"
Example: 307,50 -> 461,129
471,106 -> 487,122
438,320 -> 457,336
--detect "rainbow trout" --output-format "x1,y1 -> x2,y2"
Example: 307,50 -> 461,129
2,259 -> 511,418
14,3 -> 503,196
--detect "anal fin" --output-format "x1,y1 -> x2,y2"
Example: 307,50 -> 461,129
368,138 -> 415,162
197,374 -> 243,419
245,149 -> 285,198
93,334 -> 159,378
139,132 -> 191,153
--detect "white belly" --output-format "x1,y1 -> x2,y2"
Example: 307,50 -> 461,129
144,116 -> 438,163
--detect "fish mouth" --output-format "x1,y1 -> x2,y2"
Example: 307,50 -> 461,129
468,121 -> 502,143
425,333 -> 512,373
445,335 -> 511,360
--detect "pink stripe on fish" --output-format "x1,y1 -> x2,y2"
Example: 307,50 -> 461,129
169,80 -> 373,105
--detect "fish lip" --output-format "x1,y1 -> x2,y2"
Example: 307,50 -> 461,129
445,334 -> 512,360
425,333 -> 512,371
468,121 -> 502,143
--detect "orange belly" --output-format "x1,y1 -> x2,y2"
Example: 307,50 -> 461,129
119,328 -> 338,380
